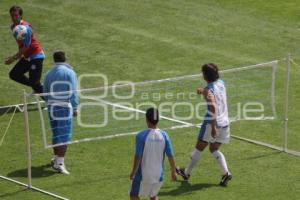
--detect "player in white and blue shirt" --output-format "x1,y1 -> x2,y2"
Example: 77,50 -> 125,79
176,63 -> 232,186
129,108 -> 177,200
43,51 -> 79,175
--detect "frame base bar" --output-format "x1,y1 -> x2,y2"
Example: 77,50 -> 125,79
231,135 -> 300,157
0,175 -> 69,200
284,149 -> 300,157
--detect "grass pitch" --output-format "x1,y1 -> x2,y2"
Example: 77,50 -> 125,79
0,0 -> 300,199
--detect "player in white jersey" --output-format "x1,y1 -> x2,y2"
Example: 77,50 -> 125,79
129,108 -> 177,200
176,63 -> 232,186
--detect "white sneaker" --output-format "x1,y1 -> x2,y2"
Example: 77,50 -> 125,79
53,163 -> 70,175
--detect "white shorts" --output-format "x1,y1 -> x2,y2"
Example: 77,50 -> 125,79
130,180 -> 163,198
198,123 -> 230,144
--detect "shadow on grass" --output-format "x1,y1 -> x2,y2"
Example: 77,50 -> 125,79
160,180 -> 218,196
7,163 -> 56,178
0,188 -> 27,199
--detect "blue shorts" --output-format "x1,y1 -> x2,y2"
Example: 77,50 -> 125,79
48,104 -> 73,145
130,176 -> 142,197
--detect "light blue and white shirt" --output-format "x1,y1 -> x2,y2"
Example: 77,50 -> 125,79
205,79 -> 229,127
135,128 -> 174,184
43,62 -> 79,111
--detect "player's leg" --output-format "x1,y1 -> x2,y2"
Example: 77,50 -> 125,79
52,146 -> 66,163
129,176 -> 142,200
54,145 -> 67,157
150,197 -> 158,200
176,140 -> 208,180
52,144 -> 70,175
9,58 -> 31,86
50,105 -> 72,174
176,123 -> 211,180
28,58 -> 44,94
52,145 -> 69,173
184,140 -> 208,176
209,142 -> 232,186
209,143 -> 228,174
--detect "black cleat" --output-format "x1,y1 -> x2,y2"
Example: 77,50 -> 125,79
175,167 -> 190,181
219,172 -> 232,186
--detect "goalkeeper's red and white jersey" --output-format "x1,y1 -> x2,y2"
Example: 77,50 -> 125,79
206,79 -> 229,127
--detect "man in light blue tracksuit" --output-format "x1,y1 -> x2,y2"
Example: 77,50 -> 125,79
43,50 -> 79,175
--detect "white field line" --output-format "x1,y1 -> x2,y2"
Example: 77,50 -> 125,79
46,124 -> 198,149
46,131 -> 139,148
46,117 -> 242,148
90,98 -> 195,127
46,98 -> 198,148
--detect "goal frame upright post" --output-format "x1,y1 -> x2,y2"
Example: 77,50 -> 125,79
23,90 -> 33,188
283,53 -> 291,152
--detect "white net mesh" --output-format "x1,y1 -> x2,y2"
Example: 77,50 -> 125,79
28,61 -> 278,148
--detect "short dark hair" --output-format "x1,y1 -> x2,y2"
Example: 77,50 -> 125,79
9,6 -> 23,16
146,107 -> 159,125
202,63 -> 219,82
53,50 -> 66,62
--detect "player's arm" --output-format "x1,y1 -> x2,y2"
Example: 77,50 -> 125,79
130,134 -> 143,180
5,46 -> 30,65
165,133 -> 177,181
70,71 -> 79,117
130,156 -> 142,180
205,90 -> 218,138
168,156 -> 177,181
14,45 -> 30,59
197,87 -> 209,96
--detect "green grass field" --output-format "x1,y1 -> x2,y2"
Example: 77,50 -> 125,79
1,0 -> 300,199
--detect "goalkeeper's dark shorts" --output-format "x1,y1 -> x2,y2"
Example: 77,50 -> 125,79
48,104 -> 73,145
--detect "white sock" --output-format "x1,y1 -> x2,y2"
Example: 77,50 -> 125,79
212,150 -> 229,175
56,157 -> 65,165
185,149 -> 201,175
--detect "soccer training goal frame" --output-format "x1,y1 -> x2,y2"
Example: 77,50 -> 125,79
0,55 -> 299,200
0,92 -> 69,200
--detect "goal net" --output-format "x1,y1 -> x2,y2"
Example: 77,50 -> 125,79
30,60 -> 280,149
